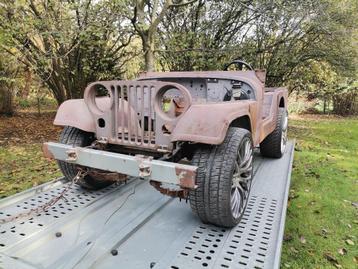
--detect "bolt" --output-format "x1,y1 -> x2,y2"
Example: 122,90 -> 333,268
111,249 -> 118,256
55,232 -> 62,238
150,262 -> 156,268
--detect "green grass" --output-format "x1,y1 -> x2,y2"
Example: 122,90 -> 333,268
0,144 -> 61,198
282,116 -> 358,268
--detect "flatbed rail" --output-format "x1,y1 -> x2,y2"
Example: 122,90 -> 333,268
0,142 -> 294,269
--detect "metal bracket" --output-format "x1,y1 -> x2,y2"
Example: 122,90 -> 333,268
135,155 -> 153,177
65,149 -> 77,162
98,137 -> 109,145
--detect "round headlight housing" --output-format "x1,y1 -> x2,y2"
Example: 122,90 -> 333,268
84,83 -> 114,116
154,84 -> 191,120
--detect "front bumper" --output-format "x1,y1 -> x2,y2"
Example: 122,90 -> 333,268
43,142 -> 197,189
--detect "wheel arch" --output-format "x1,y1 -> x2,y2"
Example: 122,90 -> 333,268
229,115 -> 252,132
279,97 -> 285,108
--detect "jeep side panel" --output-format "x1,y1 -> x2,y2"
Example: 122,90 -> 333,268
260,88 -> 288,141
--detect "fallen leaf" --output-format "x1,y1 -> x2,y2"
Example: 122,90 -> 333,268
284,234 -> 293,242
320,228 -> 329,238
346,239 -> 355,246
290,247 -> 299,254
324,252 -> 337,263
338,248 -> 347,255
299,235 -> 306,244
289,193 -> 299,200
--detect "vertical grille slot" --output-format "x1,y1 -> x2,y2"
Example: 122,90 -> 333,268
127,84 -> 132,144
120,85 -> 125,143
148,86 -> 153,145
140,86 -> 145,145
114,86 -> 119,143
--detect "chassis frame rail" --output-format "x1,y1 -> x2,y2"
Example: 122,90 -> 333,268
0,142 -> 294,269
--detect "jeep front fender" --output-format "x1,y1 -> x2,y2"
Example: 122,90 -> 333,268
54,99 -> 96,132
54,98 -> 139,134
171,101 -> 256,145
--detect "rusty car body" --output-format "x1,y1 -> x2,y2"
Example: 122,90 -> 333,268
44,61 -> 288,227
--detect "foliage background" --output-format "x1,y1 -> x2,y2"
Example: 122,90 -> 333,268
0,0 -> 357,115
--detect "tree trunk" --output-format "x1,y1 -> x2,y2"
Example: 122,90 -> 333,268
22,66 -> 32,99
142,33 -> 155,72
0,86 -> 14,115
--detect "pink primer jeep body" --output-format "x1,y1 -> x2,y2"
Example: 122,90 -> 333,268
44,64 -> 288,227
53,70 -> 287,150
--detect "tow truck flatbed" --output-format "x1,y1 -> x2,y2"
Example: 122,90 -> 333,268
0,141 -> 294,269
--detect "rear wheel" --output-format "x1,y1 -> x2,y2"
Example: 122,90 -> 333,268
58,126 -> 115,190
260,108 -> 288,158
189,127 -> 253,227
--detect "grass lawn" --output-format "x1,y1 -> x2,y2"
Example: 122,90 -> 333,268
282,115 -> 358,268
0,112 -> 62,198
0,113 -> 357,268
0,144 -> 61,197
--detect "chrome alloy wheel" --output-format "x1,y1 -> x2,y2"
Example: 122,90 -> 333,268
281,111 -> 288,155
231,137 -> 253,219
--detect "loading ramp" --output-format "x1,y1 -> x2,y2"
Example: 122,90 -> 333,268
0,141 -> 294,269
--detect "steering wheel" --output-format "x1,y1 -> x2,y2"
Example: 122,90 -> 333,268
224,59 -> 253,71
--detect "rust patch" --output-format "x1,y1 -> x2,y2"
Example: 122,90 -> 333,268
175,166 -> 197,189
150,180 -> 189,199
42,143 -> 54,160
88,170 -> 127,182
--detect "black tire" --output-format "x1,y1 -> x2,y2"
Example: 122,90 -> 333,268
58,126 -> 114,190
189,127 -> 253,227
260,108 -> 288,158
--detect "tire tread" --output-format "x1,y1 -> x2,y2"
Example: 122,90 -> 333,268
189,127 -> 252,227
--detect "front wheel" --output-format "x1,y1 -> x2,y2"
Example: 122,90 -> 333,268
189,127 -> 253,227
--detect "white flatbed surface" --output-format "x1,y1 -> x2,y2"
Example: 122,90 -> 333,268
0,142 -> 294,269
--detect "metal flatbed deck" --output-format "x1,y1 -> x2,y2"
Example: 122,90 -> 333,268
0,141 -> 294,269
